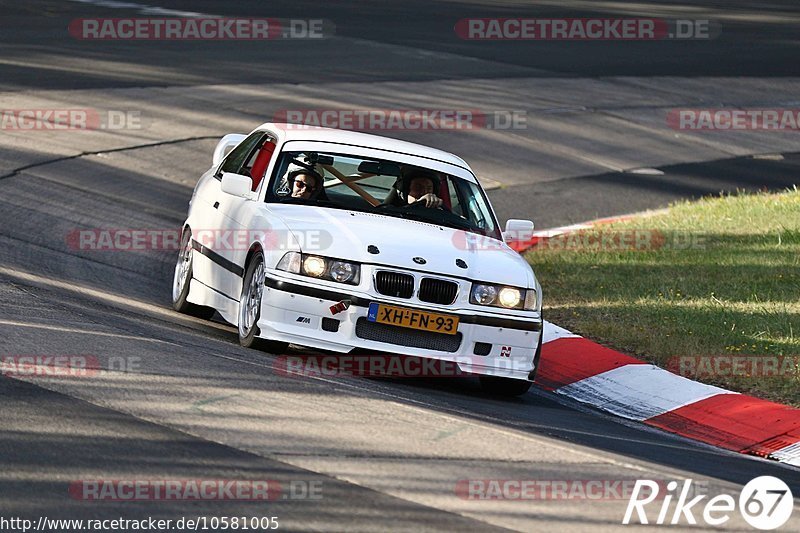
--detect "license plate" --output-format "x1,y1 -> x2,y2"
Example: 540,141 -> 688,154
367,303 -> 459,335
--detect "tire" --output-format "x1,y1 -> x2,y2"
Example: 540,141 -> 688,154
528,331 -> 544,382
238,250 -> 289,353
479,375 -> 533,396
172,229 -> 216,319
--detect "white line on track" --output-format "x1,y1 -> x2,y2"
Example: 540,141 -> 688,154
0,319 -> 179,344
67,0 -> 207,18
0,266 -> 232,333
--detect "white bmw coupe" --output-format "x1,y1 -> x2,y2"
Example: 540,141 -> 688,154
173,123 -> 543,395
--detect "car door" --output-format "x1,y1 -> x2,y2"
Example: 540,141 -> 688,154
208,133 -> 278,301
191,131 -> 269,296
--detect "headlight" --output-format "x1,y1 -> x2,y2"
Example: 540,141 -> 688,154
303,256 -> 327,277
471,284 -> 498,305
498,287 -> 522,308
471,283 -> 536,310
277,252 -> 360,285
329,260 -> 356,283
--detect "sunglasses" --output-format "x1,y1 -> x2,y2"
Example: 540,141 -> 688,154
294,180 -> 315,191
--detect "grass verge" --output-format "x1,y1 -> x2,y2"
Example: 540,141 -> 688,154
526,188 -> 800,406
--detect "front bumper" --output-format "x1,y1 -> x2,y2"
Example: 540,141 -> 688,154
257,273 -> 542,381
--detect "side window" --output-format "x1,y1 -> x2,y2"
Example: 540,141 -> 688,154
464,181 -> 499,236
217,132 -> 266,179
447,177 -> 464,217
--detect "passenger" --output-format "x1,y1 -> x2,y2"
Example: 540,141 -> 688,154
284,164 -> 324,200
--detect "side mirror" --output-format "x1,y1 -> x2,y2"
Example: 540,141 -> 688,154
221,172 -> 255,199
212,133 -> 247,167
503,219 -> 534,244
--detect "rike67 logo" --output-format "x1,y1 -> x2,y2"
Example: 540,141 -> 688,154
623,476 -> 793,530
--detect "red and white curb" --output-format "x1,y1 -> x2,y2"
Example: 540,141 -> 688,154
538,322 -> 800,466
523,217 -> 800,467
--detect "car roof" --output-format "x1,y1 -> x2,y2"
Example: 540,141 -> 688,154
259,122 -> 472,171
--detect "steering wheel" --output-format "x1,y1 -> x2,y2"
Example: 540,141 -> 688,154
404,198 -> 451,211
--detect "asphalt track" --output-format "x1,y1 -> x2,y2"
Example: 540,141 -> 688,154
1,1 -> 800,531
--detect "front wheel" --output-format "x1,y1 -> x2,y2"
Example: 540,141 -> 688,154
479,375 -> 533,396
172,229 -> 215,319
238,251 -> 289,354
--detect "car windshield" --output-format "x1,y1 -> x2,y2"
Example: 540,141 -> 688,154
265,150 -> 502,239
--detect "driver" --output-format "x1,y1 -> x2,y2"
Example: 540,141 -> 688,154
383,169 -> 443,208
407,173 -> 443,208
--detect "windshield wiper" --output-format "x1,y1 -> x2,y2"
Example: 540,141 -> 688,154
277,197 -> 337,207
